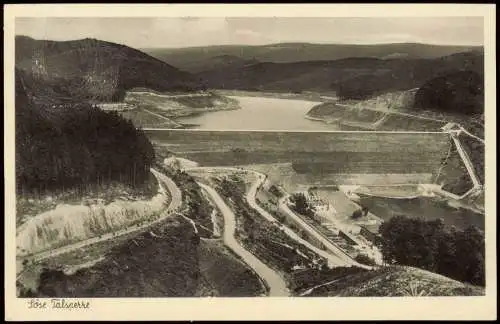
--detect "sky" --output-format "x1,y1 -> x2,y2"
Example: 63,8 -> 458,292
15,17 -> 484,49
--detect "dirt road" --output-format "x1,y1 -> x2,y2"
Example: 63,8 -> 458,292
197,181 -> 290,297
17,169 -> 182,270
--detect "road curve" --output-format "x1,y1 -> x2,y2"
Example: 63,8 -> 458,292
185,166 -> 364,268
278,195 -> 371,270
197,181 -> 290,297
245,172 -> 351,268
17,168 -> 182,267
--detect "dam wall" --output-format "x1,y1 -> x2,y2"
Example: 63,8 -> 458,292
145,130 -> 451,185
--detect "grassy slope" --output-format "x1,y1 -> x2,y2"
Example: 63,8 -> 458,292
23,216 -> 201,297
196,239 -> 266,297
307,265 -> 484,297
124,91 -> 240,118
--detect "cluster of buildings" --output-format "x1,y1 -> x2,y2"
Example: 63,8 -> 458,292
299,189 -> 384,265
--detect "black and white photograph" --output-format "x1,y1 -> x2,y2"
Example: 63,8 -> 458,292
5,4 -> 496,321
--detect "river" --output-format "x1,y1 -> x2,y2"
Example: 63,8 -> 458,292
175,96 -> 338,131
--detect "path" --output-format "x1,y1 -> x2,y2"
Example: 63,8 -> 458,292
245,171 -> 351,268
197,182 -> 290,297
128,91 -> 211,98
278,195 -> 372,270
450,131 -> 482,188
458,125 -> 485,144
17,168 -> 182,267
185,166 -> 368,268
142,108 -> 182,128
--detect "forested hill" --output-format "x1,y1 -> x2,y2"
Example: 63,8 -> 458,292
193,50 -> 483,100
15,36 -> 205,103
413,70 -> 484,116
144,42 -> 482,73
15,68 -> 155,195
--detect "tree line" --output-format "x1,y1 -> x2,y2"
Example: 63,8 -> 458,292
379,215 -> 485,286
15,72 -> 155,196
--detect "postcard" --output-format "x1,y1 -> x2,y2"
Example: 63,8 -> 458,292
4,3 -> 496,321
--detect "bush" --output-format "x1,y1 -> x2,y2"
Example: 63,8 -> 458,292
290,193 -> 315,217
355,254 -> 377,266
351,209 -> 363,219
379,215 -> 485,286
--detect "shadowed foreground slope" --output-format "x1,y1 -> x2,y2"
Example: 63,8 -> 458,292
305,266 -> 484,297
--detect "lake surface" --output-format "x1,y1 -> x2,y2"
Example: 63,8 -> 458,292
357,194 -> 484,231
175,96 -> 339,130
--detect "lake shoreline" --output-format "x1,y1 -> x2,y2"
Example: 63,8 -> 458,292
174,95 -> 338,131
214,89 -> 337,103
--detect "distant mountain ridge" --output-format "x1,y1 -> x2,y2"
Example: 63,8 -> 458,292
15,36 -> 204,103
143,42 -> 483,73
192,50 -> 483,99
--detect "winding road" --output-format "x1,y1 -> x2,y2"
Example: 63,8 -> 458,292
278,195 -> 371,269
16,168 -> 182,271
245,172 -> 353,268
185,166 -> 369,269
197,181 -> 290,297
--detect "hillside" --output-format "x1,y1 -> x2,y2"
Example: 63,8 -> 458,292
15,36 -> 204,103
194,51 -> 483,99
143,42 -> 482,73
413,70 -> 484,116
305,266 -> 484,297
162,54 -> 260,74
15,68 -> 155,196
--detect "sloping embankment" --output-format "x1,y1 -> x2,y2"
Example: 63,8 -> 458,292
124,91 -> 240,118
305,265 -> 484,297
108,90 -> 241,129
306,102 -> 446,131
146,129 -> 450,188
16,181 -> 169,256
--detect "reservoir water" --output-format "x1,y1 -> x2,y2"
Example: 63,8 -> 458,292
175,96 -> 338,131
